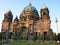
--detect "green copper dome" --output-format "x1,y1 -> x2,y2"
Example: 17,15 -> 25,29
20,3 -> 39,21
24,3 -> 38,13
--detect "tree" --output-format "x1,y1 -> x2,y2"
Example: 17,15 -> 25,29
0,32 -> 2,41
39,34 -> 44,40
2,33 -> 6,40
33,33 -> 37,40
58,33 -> 60,41
45,34 -> 50,40
12,33 -> 17,40
53,33 -> 58,41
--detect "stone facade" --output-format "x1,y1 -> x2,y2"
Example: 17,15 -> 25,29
1,3 -> 53,39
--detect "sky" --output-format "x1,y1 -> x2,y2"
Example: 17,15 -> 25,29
0,0 -> 60,33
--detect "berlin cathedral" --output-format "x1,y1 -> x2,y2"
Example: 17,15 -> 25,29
1,3 -> 53,40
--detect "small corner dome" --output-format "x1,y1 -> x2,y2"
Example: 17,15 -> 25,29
4,10 -> 13,17
41,5 -> 48,9
5,10 -> 12,14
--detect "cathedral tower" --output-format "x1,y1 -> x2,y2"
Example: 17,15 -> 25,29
3,11 -> 13,22
40,6 -> 50,19
2,11 -> 13,32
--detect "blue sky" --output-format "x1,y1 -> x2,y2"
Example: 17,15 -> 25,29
0,0 -> 60,33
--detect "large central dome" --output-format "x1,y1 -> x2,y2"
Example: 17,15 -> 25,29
20,3 -> 39,21
24,3 -> 38,13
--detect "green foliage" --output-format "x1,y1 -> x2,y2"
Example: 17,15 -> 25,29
23,35 -> 28,40
58,33 -> 60,40
18,35 -> 28,40
45,34 -> 50,40
39,34 -> 44,40
53,33 -> 58,41
0,33 -> 2,40
2,33 -> 6,40
3,41 -> 57,45
33,33 -> 50,40
12,33 -> 28,40
18,36 -> 23,40
33,33 -> 37,40
12,33 -> 17,40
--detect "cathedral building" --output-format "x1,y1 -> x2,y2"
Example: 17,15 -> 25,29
1,3 -> 53,39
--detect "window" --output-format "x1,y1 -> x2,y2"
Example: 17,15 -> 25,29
43,12 -> 46,15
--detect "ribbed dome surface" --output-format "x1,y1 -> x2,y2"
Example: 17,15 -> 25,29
24,4 -> 38,13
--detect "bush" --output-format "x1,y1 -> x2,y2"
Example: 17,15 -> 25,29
39,34 -> 44,40
19,35 -> 28,40
0,33 -> 2,41
2,33 -> 6,40
23,36 -> 28,40
58,33 -> 60,41
53,33 -> 58,41
12,33 -> 28,40
12,33 -> 17,40
45,34 -> 50,40
33,33 -> 37,40
18,36 -> 23,40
